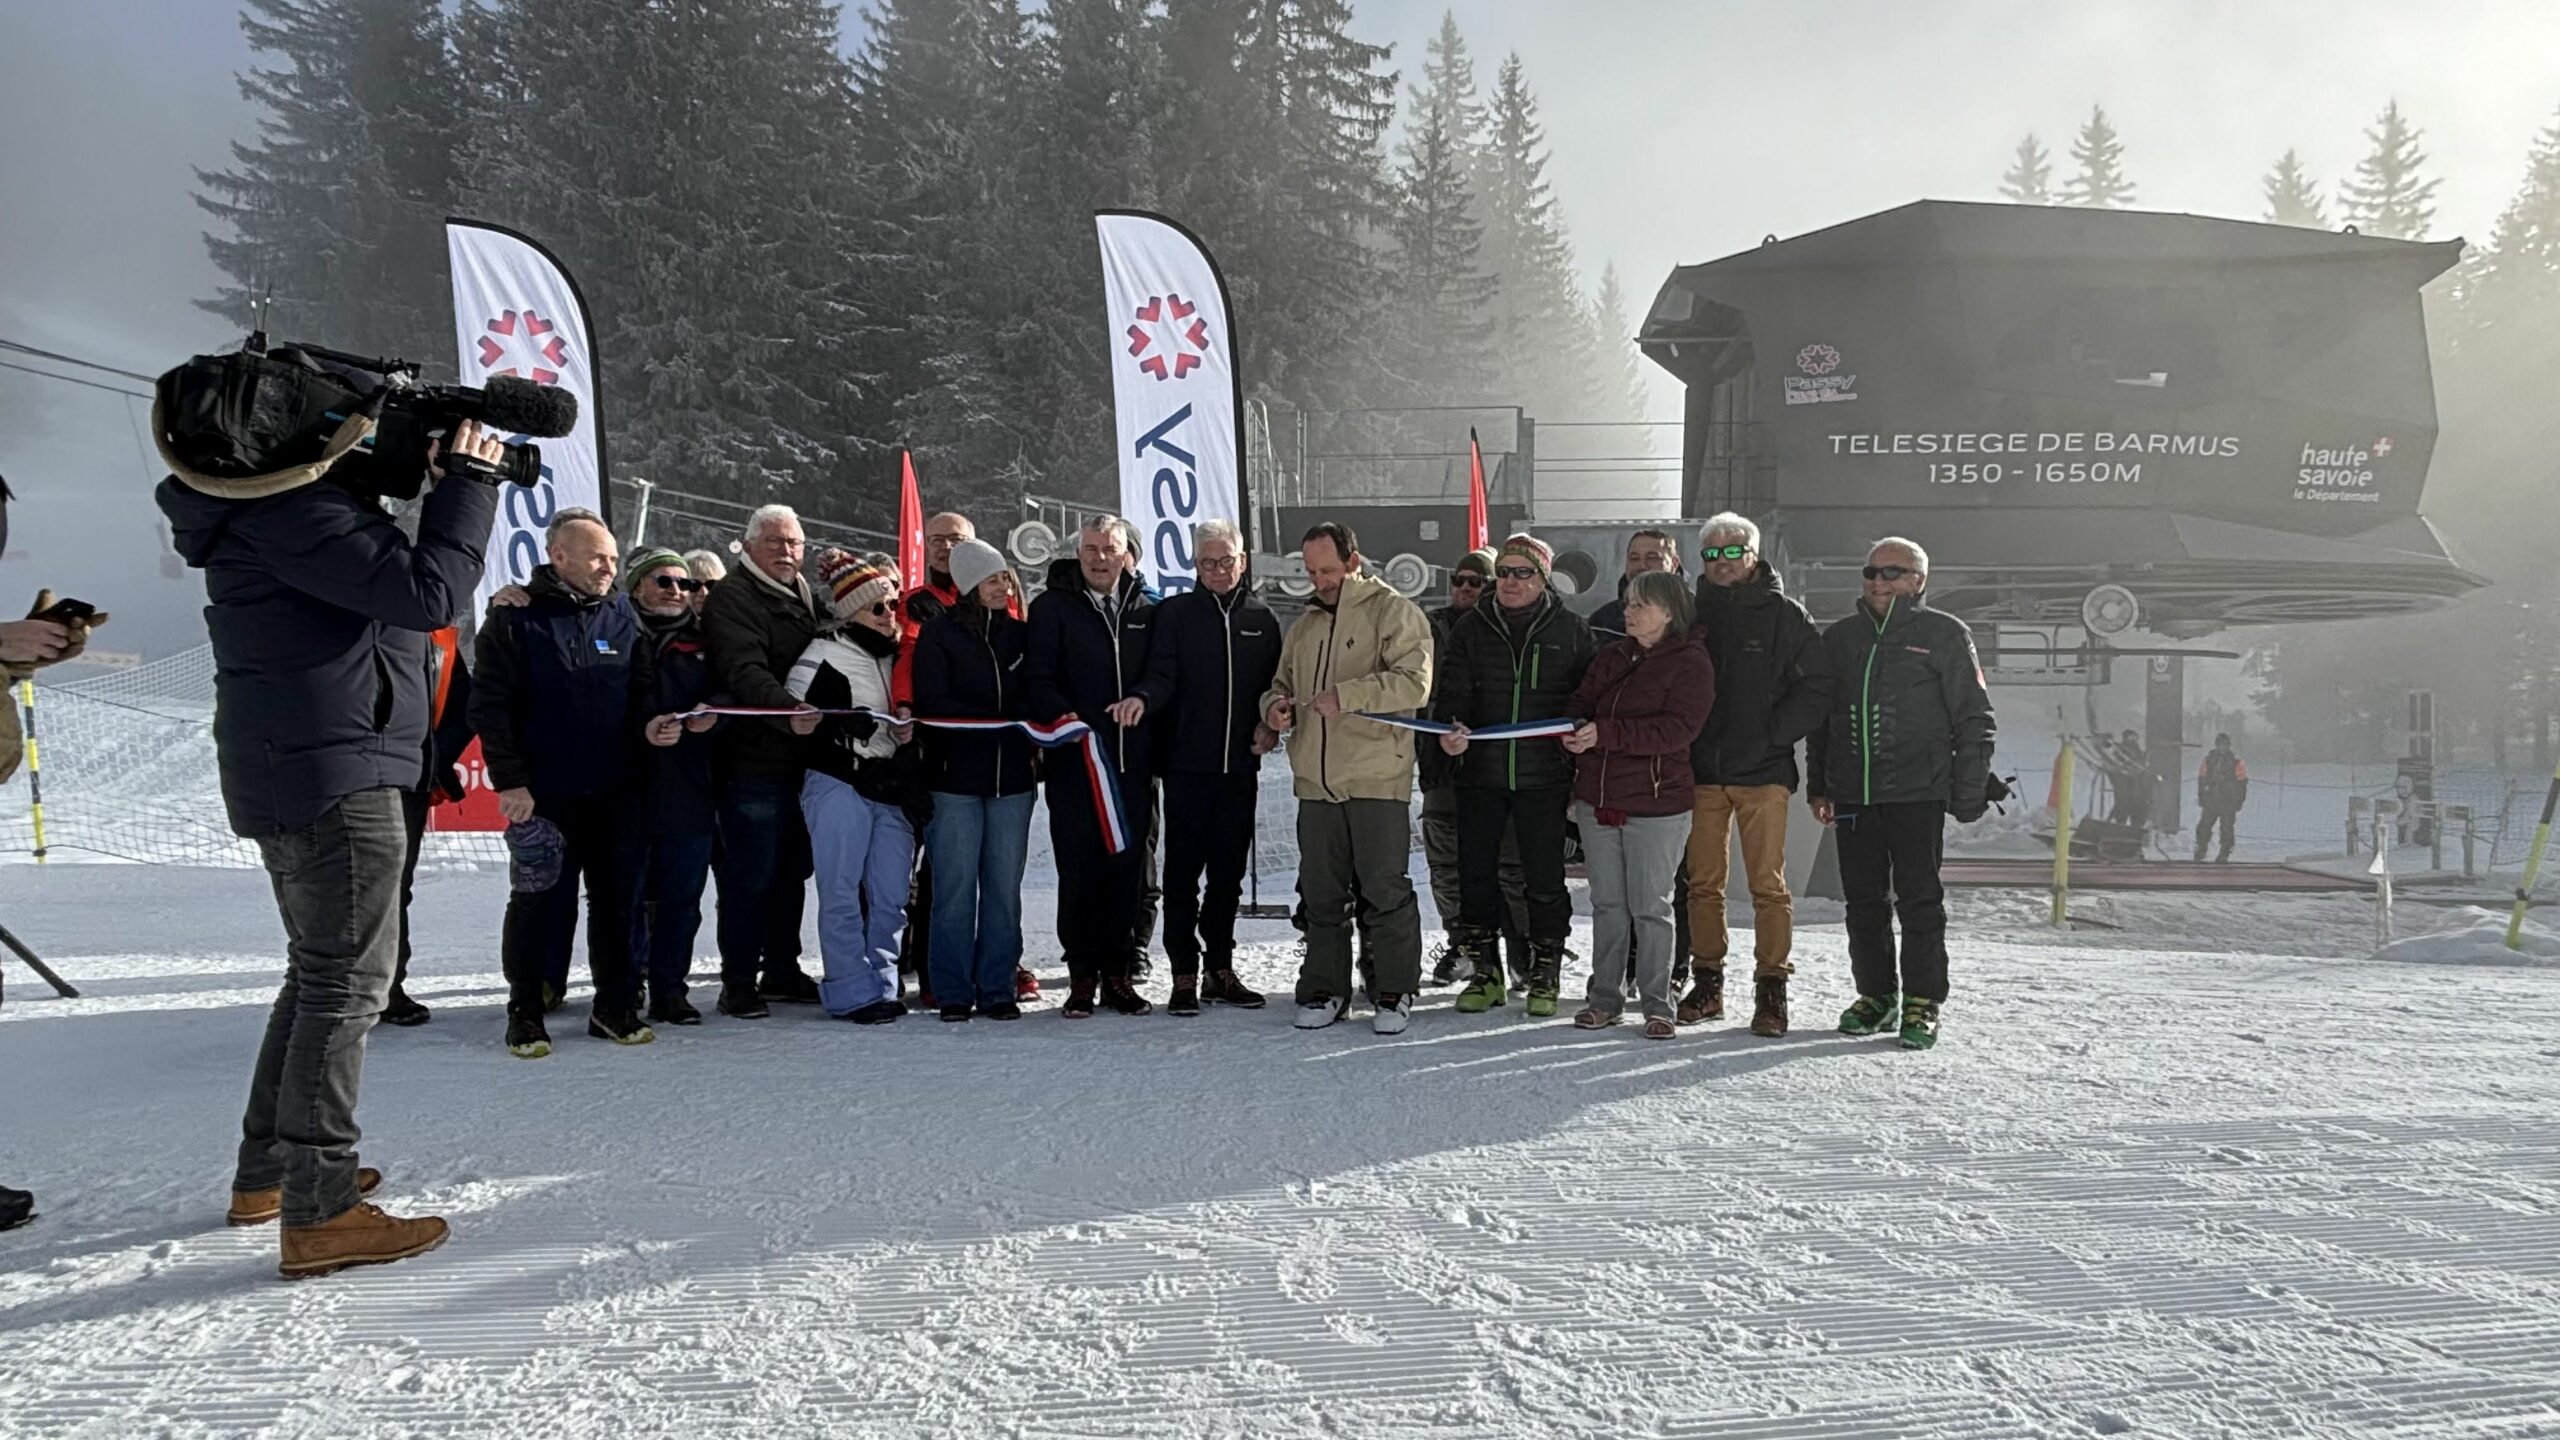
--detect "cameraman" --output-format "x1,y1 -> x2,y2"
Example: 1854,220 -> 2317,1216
157,419 -> 504,1280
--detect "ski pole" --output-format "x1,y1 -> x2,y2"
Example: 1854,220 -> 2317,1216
2506,753 -> 2560,951
17,677 -> 46,862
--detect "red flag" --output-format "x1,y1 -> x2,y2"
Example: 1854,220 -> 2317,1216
897,450 -> 925,588
1466,428 -> 1489,552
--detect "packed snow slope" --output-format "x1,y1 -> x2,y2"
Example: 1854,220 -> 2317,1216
2,864 -> 2556,1438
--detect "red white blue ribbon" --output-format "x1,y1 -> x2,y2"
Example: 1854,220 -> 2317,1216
1356,713 -> 1580,741
682,706 -> 1132,855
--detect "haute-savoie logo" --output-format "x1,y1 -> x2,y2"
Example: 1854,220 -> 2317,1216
1126,293 -> 1211,382
476,308 -> 570,385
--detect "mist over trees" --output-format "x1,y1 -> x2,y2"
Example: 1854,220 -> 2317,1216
190,0 -> 1646,526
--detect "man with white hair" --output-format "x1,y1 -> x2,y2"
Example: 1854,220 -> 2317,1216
1024,514 -> 1162,1018
1803,536 -> 1995,1052
1680,512 -> 1834,1037
700,503 -> 826,1019
1136,518 -> 1283,1015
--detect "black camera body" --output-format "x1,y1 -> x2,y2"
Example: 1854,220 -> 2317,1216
154,333 -> 577,501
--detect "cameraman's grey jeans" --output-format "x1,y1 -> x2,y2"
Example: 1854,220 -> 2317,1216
232,787 -> 406,1227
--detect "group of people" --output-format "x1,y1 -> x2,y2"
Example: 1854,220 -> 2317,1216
429,500 -> 2005,1060
149,412 -> 2001,1277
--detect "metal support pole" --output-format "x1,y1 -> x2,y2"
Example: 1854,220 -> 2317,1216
2051,746 -> 2075,927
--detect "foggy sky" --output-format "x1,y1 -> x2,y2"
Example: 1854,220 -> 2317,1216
7,0 -> 2560,655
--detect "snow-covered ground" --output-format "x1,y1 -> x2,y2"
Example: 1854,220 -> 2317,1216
3,861 -> 2558,1438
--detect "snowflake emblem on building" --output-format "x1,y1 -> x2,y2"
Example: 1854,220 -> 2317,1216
1795,343 -> 1842,376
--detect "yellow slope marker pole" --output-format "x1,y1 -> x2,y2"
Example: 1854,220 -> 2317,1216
2507,754 -> 2560,950
17,677 -> 46,863
2050,745 -> 2075,928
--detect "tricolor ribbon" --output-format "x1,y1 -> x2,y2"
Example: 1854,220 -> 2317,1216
1355,713 -> 1580,741
683,706 -> 1133,854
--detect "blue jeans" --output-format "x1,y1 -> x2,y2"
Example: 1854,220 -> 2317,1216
923,790 -> 1034,1009
801,772 -> 917,1015
715,775 -> 811,989
625,830 -> 715,1001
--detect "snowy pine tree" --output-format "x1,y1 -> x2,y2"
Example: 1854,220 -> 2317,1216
1590,262 -> 1648,422
2340,100 -> 2439,239
1381,71 -> 1496,408
196,0 -> 463,370
1477,53 -> 1597,421
2261,149 -> 2330,227
2466,110 -> 2560,313
1998,133 -> 2052,204
2061,105 -> 2136,208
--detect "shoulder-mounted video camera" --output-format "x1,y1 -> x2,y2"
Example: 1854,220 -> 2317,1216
152,332 -> 578,502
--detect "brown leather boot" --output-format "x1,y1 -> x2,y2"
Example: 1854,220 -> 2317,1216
278,1202 -> 449,1280
1750,975 -> 1790,1037
1676,967 -> 1725,1024
227,1167 -> 384,1226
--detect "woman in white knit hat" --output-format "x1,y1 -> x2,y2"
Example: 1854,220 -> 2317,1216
788,550 -> 925,1024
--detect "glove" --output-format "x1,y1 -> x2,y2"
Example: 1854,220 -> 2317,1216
1950,794 -> 1989,824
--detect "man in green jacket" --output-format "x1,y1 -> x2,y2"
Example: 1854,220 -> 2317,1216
1261,522 -> 1435,1035
1804,537 -> 1996,1052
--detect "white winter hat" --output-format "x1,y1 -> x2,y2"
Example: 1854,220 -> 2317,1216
949,537 -> 1011,598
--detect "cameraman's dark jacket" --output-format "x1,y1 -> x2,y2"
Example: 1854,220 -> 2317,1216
629,607 -> 723,836
157,472 -> 497,837
1432,588 -> 1595,793
468,565 -> 641,802
1138,580 -> 1282,776
1804,595 -> 1996,813
703,562 -> 823,782
1690,563 -> 1834,791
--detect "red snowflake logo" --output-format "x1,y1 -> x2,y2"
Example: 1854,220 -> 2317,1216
1126,294 -> 1211,381
2371,436 -> 2394,458
475,309 -> 570,385
1795,343 -> 1842,375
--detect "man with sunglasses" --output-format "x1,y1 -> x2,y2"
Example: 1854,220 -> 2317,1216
623,548 -> 723,1027
1803,537 -> 1996,1052
1435,533 -> 1596,1017
1680,513 -> 1835,1037
1419,548 -> 1529,987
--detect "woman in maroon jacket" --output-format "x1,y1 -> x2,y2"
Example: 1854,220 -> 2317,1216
1562,570 -> 1716,1037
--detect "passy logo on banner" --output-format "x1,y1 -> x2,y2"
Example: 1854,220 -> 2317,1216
1126,292 -> 1211,592
474,306 -> 566,588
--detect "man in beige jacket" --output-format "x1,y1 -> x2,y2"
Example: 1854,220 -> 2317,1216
1261,522 -> 1435,1033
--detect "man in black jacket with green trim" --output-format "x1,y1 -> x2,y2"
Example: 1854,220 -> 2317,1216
1804,537 -> 1995,1052
1434,532 -> 1595,1017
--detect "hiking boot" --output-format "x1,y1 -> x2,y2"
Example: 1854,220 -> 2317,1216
1062,979 -> 1097,1019
1373,992 -> 1412,1035
1167,983 -> 1202,1017
1749,976 -> 1789,1037
938,1003 -> 973,1023
1427,940 -> 1462,988
716,983 -> 770,1020
1202,968 -> 1266,1009
505,1012 -> 552,1059
541,980 -> 567,1014
1838,992 -> 1900,1036
648,992 -> 702,1027
1898,998 -> 1941,1051
1100,978 -> 1153,1016
1129,952 -> 1154,983
277,1202 -> 449,1281
1014,967 -> 1042,1002
1676,967 -> 1725,1025
0,1185 -> 32,1232
1523,944 -> 1564,1019
842,1000 -> 905,1025
380,989 -> 431,1027
1454,971 -> 1508,1014
978,1001 -> 1022,1021
759,968 -> 821,1005
1294,993 -> 1346,1030
228,1167 -> 384,1227
587,1010 -> 656,1046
